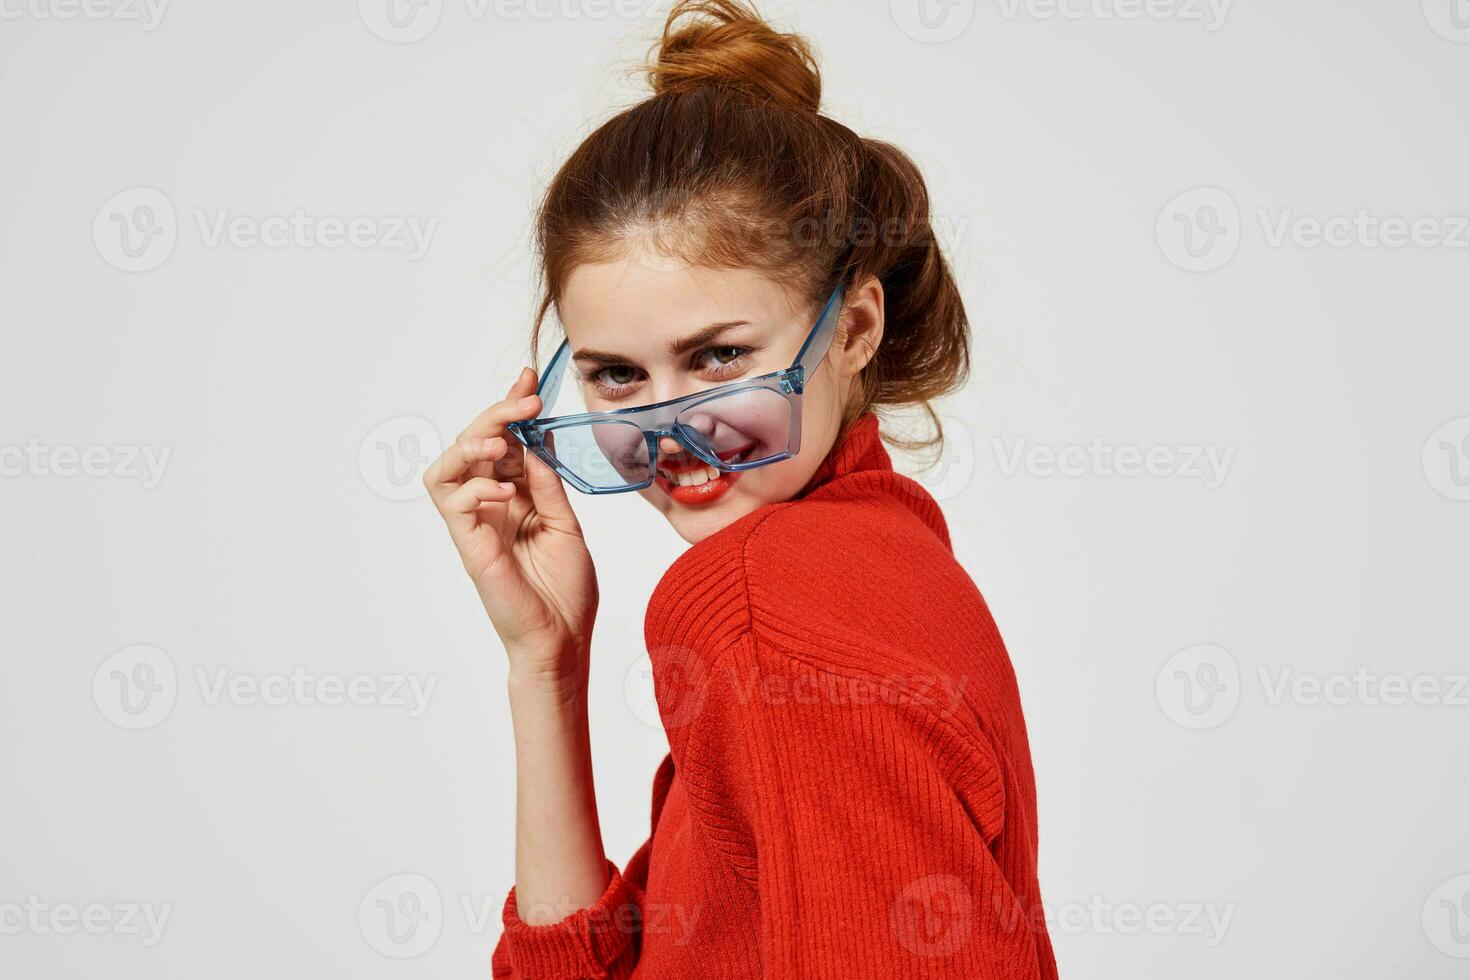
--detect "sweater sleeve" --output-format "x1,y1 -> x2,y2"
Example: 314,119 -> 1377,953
490,755 -> 674,979
729,631 -> 1050,979
489,853 -> 643,979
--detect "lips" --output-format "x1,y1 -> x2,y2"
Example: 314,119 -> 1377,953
652,442 -> 756,505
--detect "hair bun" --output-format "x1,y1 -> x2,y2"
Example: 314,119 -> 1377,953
648,0 -> 821,114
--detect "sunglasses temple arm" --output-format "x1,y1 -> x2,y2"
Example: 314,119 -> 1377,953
537,340 -> 572,412
791,282 -> 845,391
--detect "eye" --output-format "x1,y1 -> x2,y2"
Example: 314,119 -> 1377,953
581,345 -> 759,403
587,364 -> 642,398
697,345 -> 751,376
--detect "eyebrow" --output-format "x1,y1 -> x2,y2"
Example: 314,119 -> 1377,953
572,321 -> 751,366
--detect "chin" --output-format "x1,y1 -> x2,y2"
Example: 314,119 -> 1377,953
636,478 -> 753,543
680,501 -> 761,543
640,463 -> 813,544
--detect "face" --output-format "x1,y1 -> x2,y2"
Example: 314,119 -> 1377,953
557,244 -> 881,544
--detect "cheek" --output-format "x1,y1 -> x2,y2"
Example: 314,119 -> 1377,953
799,363 -> 845,427
740,453 -> 815,502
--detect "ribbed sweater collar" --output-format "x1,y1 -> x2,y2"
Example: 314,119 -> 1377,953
646,411 -> 945,656
792,410 -> 890,500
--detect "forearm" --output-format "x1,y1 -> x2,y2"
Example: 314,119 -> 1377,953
507,659 -> 609,925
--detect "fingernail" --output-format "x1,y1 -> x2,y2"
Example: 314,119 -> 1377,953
499,482 -> 516,492
518,395 -> 538,407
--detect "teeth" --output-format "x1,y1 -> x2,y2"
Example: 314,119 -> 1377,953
659,448 -> 750,486
662,464 -> 718,486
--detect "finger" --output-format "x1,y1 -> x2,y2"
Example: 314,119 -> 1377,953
428,369 -> 541,488
453,386 -> 540,448
481,392 -> 541,478
442,477 -> 517,533
523,439 -> 581,530
425,435 -> 504,495
492,435 -> 526,480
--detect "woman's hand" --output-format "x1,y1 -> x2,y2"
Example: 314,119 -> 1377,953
428,368 -> 611,920
425,366 -> 597,686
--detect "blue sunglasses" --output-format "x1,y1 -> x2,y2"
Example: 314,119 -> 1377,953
508,283 -> 846,494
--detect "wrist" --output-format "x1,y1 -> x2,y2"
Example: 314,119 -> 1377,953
507,661 -> 589,712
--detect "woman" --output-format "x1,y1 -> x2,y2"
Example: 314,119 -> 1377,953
425,2 -> 1056,976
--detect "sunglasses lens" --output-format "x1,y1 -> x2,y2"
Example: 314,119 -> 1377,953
674,387 -> 794,467
543,420 -> 651,490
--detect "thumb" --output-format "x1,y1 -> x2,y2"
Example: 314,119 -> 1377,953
523,445 -> 582,530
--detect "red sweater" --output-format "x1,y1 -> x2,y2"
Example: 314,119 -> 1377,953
492,410 -> 1057,979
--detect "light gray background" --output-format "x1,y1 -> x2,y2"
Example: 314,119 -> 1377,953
2,0 -> 1468,976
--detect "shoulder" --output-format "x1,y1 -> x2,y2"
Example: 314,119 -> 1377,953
738,476 -> 1002,675
650,483 -> 1020,858
647,470 -> 1003,672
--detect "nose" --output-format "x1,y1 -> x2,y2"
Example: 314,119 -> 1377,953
657,412 -> 718,458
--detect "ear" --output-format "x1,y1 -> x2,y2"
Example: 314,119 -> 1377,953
836,275 -> 885,379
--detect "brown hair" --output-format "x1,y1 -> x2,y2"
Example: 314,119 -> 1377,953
531,0 -> 969,455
